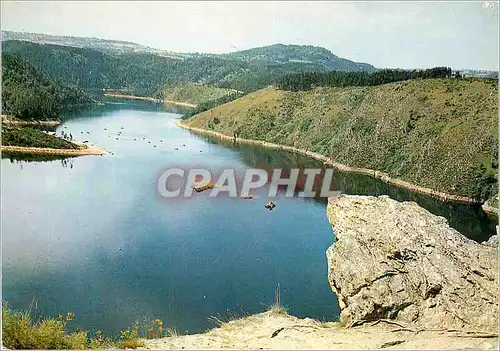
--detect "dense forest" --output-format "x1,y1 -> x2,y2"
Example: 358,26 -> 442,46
276,67 -> 454,91
1,53 -> 92,120
2,41 -> 377,96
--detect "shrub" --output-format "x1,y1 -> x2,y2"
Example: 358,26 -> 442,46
2,305 -> 87,349
116,321 -> 145,349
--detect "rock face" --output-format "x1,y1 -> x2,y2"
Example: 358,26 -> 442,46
326,195 -> 498,332
482,234 -> 498,248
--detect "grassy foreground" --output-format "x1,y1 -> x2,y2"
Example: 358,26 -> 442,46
183,78 -> 498,201
1,302 -> 176,349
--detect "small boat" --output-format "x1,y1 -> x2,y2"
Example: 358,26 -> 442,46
192,182 -> 215,193
265,201 -> 276,210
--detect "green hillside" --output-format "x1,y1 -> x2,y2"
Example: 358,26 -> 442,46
1,53 -> 92,120
223,44 -> 376,72
1,126 -> 79,149
183,78 -> 498,201
162,83 -> 237,106
2,40 -> 376,96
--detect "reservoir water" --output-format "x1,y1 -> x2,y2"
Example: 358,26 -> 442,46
2,101 -> 496,336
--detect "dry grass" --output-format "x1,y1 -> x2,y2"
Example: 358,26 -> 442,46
163,82 -> 235,106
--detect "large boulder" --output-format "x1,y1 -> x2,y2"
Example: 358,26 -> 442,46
326,195 -> 498,332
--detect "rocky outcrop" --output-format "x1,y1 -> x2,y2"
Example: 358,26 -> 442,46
482,234 -> 498,248
482,198 -> 498,216
326,195 -> 498,332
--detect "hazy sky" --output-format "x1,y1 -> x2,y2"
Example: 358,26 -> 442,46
1,1 -> 499,70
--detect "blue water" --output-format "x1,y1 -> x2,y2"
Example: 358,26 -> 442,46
2,103 -> 338,336
2,102 -> 496,337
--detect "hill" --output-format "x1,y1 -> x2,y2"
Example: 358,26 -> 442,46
223,44 -> 376,72
2,37 -> 376,95
1,52 -> 92,120
182,79 -> 498,202
162,83 -> 239,106
1,30 -> 168,55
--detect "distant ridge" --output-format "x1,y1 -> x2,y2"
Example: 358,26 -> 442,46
1,30 -> 162,55
1,30 -> 376,72
2,30 -> 381,96
223,43 -> 376,72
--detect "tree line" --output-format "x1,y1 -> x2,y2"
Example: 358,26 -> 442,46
276,67 -> 453,91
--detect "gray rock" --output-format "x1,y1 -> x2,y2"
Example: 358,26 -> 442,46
482,234 -> 498,248
326,195 -> 498,332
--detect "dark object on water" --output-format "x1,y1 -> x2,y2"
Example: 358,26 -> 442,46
82,140 -> 89,143
265,201 -> 276,211
241,194 -> 253,200
199,150 -> 203,152
192,183 -> 215,193
116,138 -> 119,140
174,147 -> 178,150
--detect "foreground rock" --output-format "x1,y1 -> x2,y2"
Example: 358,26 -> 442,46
326,195 -> 498,333
483,234 -> 498,248
144,310 -> 497,350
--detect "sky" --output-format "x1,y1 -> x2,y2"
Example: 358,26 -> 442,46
1,1 -> 499,70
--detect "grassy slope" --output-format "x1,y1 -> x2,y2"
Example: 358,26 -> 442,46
183,79 -> 498,201
162,83 -> 235,105
1,127 -> 79,149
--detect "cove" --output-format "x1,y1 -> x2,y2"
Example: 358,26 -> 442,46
2,101 -> 496,337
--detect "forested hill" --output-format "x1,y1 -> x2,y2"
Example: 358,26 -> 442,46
223,44 -> 376,72
183,79 -> 498,202
2,40 -> 377,96
1,53 -> 92,120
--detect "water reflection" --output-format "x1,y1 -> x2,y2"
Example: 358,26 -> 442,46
2,152 -> 76,167
203,135 -> 497,243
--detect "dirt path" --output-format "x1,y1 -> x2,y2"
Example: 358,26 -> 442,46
143,311 -> 498,350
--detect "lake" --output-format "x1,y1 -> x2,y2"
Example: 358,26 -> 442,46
2,101 -> 496,337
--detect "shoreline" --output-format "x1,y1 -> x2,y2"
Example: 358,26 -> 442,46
2,120 -> 60,126
103,93 -> 197,108
1,142 -> 108,157
177,121 -> 493,207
